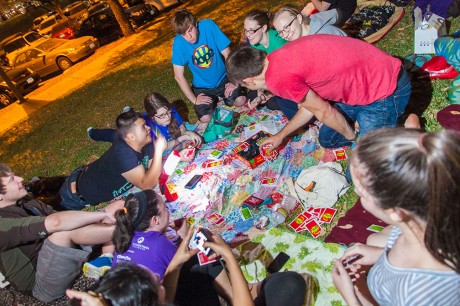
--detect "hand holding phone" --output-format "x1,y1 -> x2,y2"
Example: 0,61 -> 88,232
188,227 -> 214,256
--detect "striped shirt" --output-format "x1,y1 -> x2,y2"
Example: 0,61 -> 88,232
367,226 -> 460,305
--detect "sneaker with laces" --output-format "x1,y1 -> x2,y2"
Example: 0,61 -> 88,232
83,254 -> 113,279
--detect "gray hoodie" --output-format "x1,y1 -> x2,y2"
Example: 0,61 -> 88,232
309,9 -> 347,36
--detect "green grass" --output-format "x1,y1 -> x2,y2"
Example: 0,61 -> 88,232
0,0 -> 458,179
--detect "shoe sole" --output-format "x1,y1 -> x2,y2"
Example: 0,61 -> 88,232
82,263 -> 111,279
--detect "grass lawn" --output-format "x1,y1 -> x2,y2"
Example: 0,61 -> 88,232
0,0 -> 458,179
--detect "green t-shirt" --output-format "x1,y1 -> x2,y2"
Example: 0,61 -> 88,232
252,29 -> 287,54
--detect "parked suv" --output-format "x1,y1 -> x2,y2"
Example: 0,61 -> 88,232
63,1 -> 89,21
38,14 -> 63,36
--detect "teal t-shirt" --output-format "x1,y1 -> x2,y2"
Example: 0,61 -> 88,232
252,29 -> 287,54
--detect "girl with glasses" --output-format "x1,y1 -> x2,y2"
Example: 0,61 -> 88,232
242,10 -> 297,117
272,4 -> 346,42
88,92 -> 202,157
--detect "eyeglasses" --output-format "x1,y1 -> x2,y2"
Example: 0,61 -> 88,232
154,109 -> 172,120
275,16 -> 297,38
243,25 -> 263,36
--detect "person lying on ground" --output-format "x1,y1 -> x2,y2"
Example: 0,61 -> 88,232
88,92 -> 202,153
0,163 -> 120,303
58,110 -> 167,210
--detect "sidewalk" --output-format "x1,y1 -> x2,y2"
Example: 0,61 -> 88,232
0,15 -> 169,136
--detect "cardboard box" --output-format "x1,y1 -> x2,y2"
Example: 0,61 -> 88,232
233,131 -> 279,169
414,7 -> 446,54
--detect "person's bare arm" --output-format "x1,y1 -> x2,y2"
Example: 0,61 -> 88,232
163,227 -> 198,303
173,64 -> 212,105
173,64 -> 198,104
301,88 -> 355,140
122,135 -> 167,190
44,211 -> 109,233
261,89 -> 355,149
205,236 -> 254,306
311,0 -> 332,11
221,47 -> 231,60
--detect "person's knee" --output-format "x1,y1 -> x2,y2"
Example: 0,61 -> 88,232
233,96 -> 247,107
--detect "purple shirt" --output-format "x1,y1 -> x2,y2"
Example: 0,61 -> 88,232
112,231 -> 177,280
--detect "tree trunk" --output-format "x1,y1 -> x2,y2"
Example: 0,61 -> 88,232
106,0 -> 135,37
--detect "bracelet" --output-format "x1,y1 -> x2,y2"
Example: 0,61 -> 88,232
352,130 -> 359,141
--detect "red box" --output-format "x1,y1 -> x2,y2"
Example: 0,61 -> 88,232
233,131 -> 279,169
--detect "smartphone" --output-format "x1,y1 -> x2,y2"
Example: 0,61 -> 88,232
266,251 -> 290,274
185,174 -> 203,189
342,254 -> 362,266
189,227 -> 214,256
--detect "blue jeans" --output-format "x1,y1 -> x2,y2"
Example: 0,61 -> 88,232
59,167 -> 90,210
318,69 -> 412,148
276,97 -> 299,120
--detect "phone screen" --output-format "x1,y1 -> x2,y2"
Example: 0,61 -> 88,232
185,174 -> 203,189
267,252 -> 290,274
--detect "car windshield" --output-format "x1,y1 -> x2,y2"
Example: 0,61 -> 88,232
24,32 -> 43,43
39,19 -> 57,30
36,39 -> 66,52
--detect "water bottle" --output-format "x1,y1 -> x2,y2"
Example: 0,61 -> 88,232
273,207 -> 288,225
272,194 -> 297,225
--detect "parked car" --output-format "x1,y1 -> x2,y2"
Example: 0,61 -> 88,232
8,36 -> 99,78
1,32 -> 47,59
125,3 -> 158,29
51,19 -> 80,39
38,14 -> 63,36
126,0 -> 184,11
76,7 -> 122,45
0,65 -> 41,107
32,14 -> 50,31
63,1 -> 89,21
87,1 -> 110,15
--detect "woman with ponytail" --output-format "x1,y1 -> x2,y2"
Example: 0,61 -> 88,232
111,190 -> 177,280
332,128 -> 460,305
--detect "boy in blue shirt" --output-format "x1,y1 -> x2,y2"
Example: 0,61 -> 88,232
171,9 -> 246,123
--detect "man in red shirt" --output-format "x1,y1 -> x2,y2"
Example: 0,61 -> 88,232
226,35 -> 411,151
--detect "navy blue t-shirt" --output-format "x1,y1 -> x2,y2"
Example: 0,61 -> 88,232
78,136 -> 154,204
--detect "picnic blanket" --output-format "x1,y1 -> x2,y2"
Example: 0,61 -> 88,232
163,106 -> 352,305
236,227 -> 346,306
165,107 -> 351,242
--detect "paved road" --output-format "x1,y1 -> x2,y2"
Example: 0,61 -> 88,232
0,12 -> 172,135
